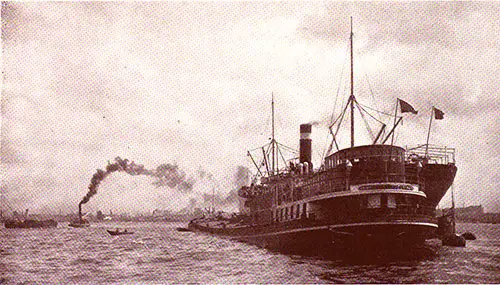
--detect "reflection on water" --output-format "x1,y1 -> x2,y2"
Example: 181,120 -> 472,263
1,222 -> 499,283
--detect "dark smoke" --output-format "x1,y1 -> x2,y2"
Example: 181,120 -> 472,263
234,165 -> 251,189
307,118 -> 332,128
200,166 -> 251,208
152,163 -> 195,192
79,157 -> 196,207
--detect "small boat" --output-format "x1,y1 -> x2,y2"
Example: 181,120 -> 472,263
107,229 -> 134,236
176,227 -> 191,232
442,233 -> 466,247
461,232 -> 477,240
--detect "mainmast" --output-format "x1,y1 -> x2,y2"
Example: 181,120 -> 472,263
271,93 -> 275,174
350,17 -> 355,148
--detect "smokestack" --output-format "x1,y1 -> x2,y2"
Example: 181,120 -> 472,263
300,124 -> 312,168
78,203 -> 82,221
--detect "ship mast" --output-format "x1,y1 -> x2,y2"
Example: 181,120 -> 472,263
271,92 -> 275,174
350,17 -> 355,148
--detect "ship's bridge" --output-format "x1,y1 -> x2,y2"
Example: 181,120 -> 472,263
325,145 -> 411,185
325,145 -> 405,168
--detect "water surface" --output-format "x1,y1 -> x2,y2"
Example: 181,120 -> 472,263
1,222 -> 499,283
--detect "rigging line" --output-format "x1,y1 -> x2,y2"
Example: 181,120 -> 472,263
329,97 -> 351,130
265,141 -> 273,157
324,99 -> 348,157
334,100 -> 349,137
356,102 -> 386,125
248,145 -> 266,152
262,143 -> 273,174
329,42 -> 351,125
275,142 -> 299,154
328,81 -> 350,130
323,106 -> 343,158
329,55 -> 352,129
364,72 -> 383,122
276,144 -> 288,170
358,105 -> 375,140
275,141 -> 295,150
248,138 -> 275,153
357,102 -> 397,118
321,127 -> 337,160
326,96 -> 349,156
325,141 -> 334,159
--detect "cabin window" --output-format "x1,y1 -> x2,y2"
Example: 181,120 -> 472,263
302,203 -> 307,218
381,194 -> 388,208
285,207 -> 288,220
388,194 -> 397,208
290,205 -> 294,219
367,194 -> 381,208
296,204 -> 301,218
360,196 -> 367,209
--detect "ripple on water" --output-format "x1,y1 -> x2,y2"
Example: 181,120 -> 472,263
71,257 -> 103,266
2,222 -> 500,283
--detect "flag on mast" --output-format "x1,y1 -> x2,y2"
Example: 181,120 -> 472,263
434,107 -> 444,120
398,98 -> 418,114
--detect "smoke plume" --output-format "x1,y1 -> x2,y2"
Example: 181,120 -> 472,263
79,157 -> 195,207
200,166 -> 251,208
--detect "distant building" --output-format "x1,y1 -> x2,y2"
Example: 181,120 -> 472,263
438,205 -> 500,223
455,205 -> 484,221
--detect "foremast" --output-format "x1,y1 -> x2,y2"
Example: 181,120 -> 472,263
350,16 -> 355,148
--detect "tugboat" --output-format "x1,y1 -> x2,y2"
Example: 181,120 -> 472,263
69,203 -> 90,228
3,209 -> 57,229
188,18 -> 456,257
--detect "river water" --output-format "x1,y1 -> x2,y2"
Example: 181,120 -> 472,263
1,222 -> 499,284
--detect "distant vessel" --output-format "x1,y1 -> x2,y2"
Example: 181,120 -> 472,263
69,203 -> 90,228
3,209 -> 57,229
188,19 -> 456,256
107,229 -> 133,236
4,219 -> 58,229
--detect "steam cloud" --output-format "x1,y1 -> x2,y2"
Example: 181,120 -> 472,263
79,157 -> 195,206
201,166 -> 251,208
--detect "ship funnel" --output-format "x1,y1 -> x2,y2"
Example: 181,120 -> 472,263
78,202 -> 82,221
300,124 -> 312,169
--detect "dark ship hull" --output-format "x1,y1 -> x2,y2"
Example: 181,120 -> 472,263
4,219 -> 57,229
190,219 -> 436,255
421,164 -> 457,208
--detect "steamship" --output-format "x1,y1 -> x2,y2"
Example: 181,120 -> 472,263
3,209 -> 57,229
188,20 -> 457,255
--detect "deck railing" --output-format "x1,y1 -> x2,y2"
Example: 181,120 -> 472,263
405,144 -> 455,165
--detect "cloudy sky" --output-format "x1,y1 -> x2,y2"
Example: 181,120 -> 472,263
2,2 -> 499,214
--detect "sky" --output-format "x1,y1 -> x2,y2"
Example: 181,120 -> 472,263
1,2 -> 499,215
